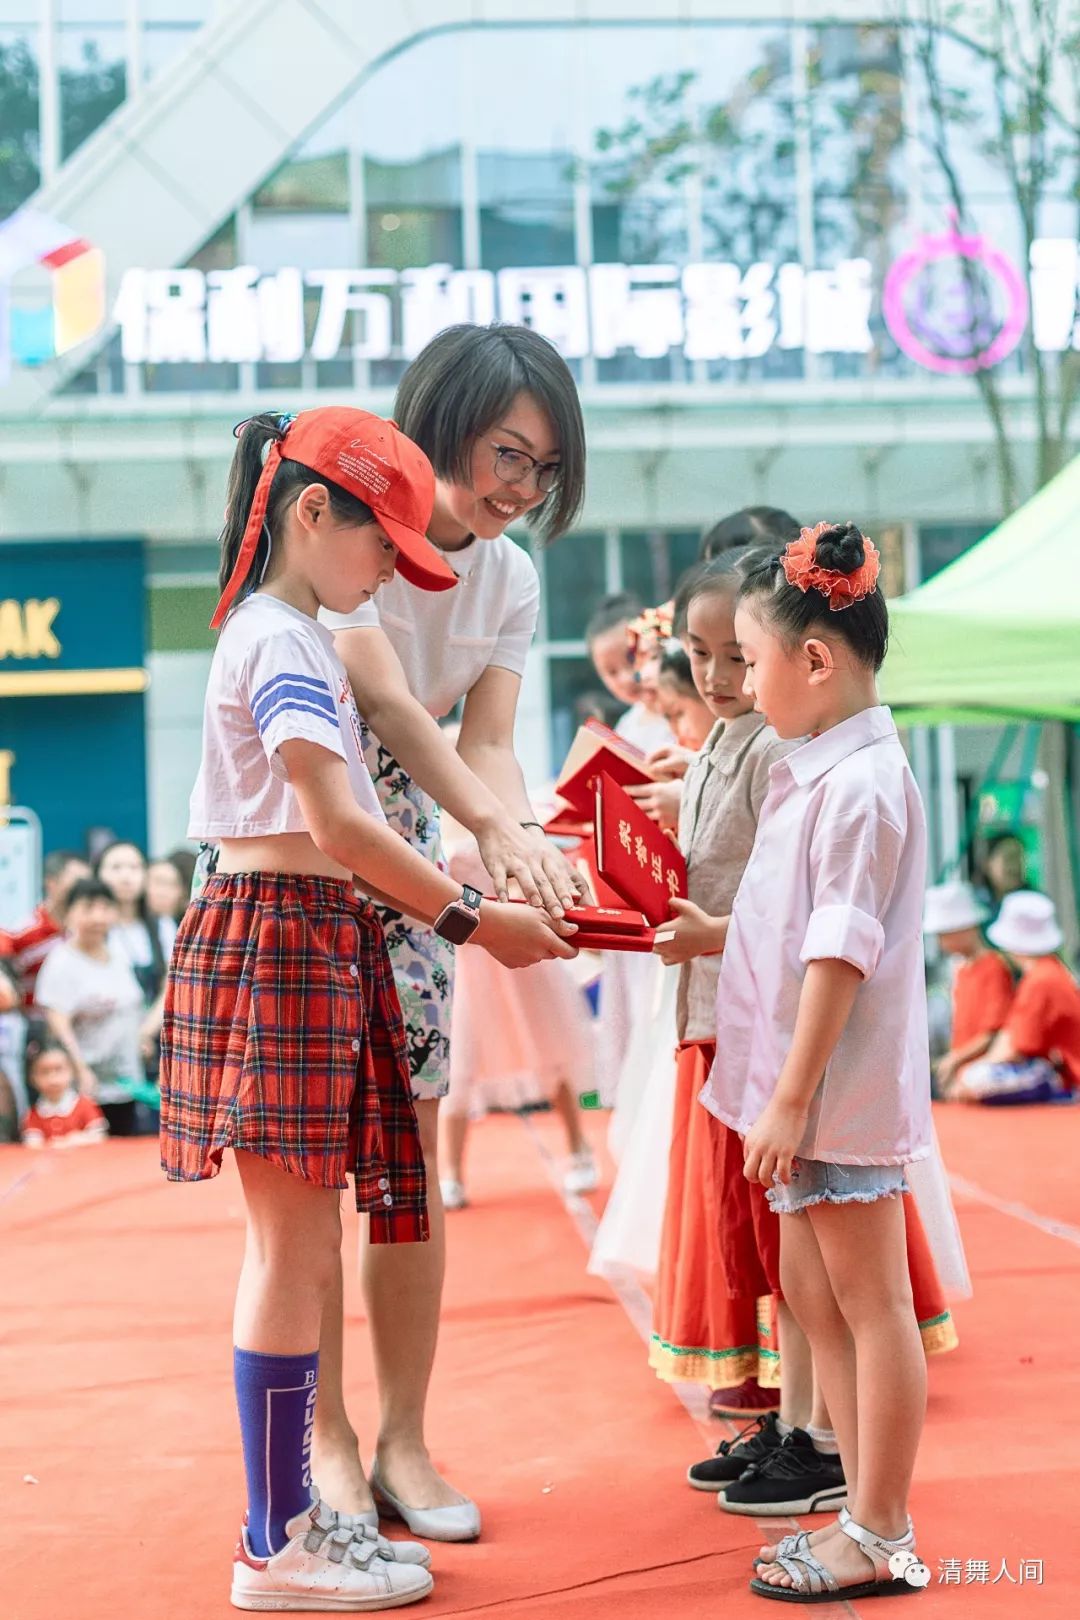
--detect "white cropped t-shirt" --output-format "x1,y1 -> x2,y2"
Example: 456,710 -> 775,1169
188,594 -> 384,838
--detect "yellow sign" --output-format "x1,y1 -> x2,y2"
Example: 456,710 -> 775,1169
0,598 -> 62,660
0,750 -> 13,807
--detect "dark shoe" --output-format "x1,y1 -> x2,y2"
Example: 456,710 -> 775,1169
719,1428 -> 847,1517
687,1411 -> 785,1492
709,1379 -> 780,1418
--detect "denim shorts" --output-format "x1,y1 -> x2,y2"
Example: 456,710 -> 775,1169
767,1157 -> 909,1215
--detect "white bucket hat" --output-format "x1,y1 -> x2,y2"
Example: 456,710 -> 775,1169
923,882 -> 988,936
987,890 -> 1063,957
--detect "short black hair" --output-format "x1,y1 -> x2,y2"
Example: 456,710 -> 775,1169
44,849 -> 84,881
738,523 -> 889,672
395,324 -> 586,541
700,506 -> 802,559
24,1037 -> 72,1081
658,643 -> 695,694
585,592 -> 642,644
673,551 -> 755,637
63,877 -> 117,913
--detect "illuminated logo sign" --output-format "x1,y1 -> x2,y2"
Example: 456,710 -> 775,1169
883,216 -> 1031,375
112,238 -> 1080,375
0,209 -> 106,383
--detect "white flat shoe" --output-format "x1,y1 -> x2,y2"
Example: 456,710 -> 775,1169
370,1464 -> 481,1543
439,1177 -> 468,1211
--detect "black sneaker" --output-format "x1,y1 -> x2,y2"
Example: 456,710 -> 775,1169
719,1428 -> 847,1516
686,1411 -> 785,1491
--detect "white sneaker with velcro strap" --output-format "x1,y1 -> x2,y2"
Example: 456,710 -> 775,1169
231,1497 -> 434,1611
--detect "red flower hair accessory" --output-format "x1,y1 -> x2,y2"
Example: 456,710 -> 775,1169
781,522 -> 881,612
626,600 -> 675,657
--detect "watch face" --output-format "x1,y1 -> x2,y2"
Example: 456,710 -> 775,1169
436,903 -> 480,945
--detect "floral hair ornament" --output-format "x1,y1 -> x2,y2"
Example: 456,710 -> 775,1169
781,522 -> 881,612
626,600 -> 675,658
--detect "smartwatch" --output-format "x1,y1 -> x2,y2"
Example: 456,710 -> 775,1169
433,884 -> 483,945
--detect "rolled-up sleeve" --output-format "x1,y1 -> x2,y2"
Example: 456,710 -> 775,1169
800,810 -> 903,980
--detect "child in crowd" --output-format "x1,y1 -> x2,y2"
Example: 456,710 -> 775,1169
439,813 -> 596,1210
923,882 -> 1015,1096
20,1039 -> 107,1148
1,849 -> 91,1012
626,644 -> 713,833
705,521 -> 929,1600
160,407 -> 573,1612
954,891 -> 1080,1103
585,594 -> 677,755
34,877 -> 146,1137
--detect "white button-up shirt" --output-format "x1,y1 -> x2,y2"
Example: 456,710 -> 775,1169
701,706 -> 932,1167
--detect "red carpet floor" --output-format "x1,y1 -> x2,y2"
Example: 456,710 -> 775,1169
2,1101 -> 1077,1617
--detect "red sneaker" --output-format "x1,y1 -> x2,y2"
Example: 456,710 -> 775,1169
709,1380 -> 781,1418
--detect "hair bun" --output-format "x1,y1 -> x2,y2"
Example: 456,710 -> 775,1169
813,522 -> 866,577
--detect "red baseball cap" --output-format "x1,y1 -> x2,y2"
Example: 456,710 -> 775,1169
211,407 -> 456,629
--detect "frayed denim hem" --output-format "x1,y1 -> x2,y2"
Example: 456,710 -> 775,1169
769,1184 -> 909,1216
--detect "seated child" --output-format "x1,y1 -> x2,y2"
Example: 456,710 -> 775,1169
923,882 -> 1015,1097
21,1039 -> 107,1148
956,891 -> 1080,1104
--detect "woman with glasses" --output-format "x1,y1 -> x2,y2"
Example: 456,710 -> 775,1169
314,323 -> 589,1543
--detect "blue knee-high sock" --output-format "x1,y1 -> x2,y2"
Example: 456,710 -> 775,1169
234,1347 -> 319,1557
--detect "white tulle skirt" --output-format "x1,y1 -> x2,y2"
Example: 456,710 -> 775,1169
589,960 -> 680,1281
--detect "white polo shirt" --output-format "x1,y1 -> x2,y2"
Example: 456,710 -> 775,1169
320,533 -> 540,717
701,705 -> 932,1167
189,594 -> 384,838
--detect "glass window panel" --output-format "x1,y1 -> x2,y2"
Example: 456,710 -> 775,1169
548,656 -> 599,773
253,153 -> 349,213
141,0 -> 211,19
918,522 -> 991,583
543,531 -> 608,642
59,26 -> 125,161
467,29 -> 576,272
479,152 -> 575,270
0,27 -> 39,215
807,23 -> 908,381
365,148 -> 464,271
58,2 -> 123,19
619,529 -> 700,609
142,22 -> 201,80
187,215 -> 237,273
144,359 -> 240,392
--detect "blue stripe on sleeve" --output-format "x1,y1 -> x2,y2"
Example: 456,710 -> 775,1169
256,695 -> 342,739
251,673 -> 336,730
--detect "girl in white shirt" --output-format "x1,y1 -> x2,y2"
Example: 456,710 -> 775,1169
160,406 -> 574,1614
704,523 -> 932,1603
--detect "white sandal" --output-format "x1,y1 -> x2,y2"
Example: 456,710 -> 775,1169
753,1507 -> 914,1573
749,1512 -> 920,1603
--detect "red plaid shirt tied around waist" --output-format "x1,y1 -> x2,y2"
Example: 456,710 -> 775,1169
160,872 -> 428,1243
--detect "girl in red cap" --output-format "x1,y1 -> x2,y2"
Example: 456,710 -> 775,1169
160,407 -> 575,1613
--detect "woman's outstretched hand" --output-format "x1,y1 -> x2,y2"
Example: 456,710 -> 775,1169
476,818 -> 590,919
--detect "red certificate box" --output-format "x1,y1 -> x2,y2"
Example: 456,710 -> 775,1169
554,719 -> 654,818
498,900 -> 658,952
594,772 -> 687,926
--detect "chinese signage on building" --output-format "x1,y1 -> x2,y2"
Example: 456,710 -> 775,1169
111,238 -> 1080,373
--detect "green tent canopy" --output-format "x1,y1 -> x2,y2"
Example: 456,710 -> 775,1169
880,455 -> 1080,725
